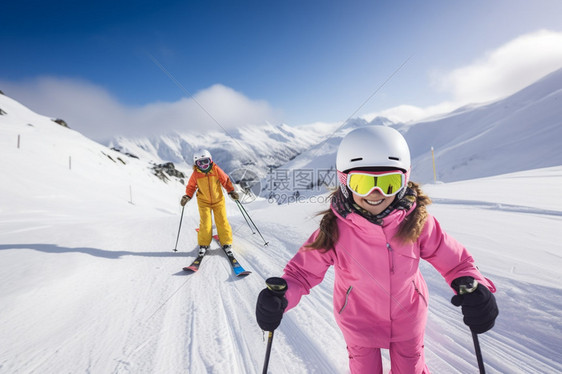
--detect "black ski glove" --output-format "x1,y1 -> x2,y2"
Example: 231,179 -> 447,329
451,276 -> 499,334
256,277 -> 288,331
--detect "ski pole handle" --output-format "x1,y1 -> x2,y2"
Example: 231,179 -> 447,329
458,278 -> 479,295
266,277 -> 288,298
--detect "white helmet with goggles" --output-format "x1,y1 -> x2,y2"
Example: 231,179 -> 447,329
336,126 -> 411,198
193,149 -> 212,164
193,149 -> 213,172
336,126 -> 410,173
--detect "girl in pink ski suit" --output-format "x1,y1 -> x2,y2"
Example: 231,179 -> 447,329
256,126 -> 498,373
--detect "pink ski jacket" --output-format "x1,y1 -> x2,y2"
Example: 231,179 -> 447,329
282,204 -> 496,348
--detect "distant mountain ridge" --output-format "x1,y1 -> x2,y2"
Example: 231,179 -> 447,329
107,122 -> 341,178
3,67 -> 561,197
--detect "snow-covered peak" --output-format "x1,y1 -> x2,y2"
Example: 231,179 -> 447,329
107,121 -> 340,178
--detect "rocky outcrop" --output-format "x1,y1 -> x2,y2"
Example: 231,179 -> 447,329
111,147 -> 139,159
152,162 -> 186,184
52,118 -> 70,128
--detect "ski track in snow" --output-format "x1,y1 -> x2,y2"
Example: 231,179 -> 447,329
0,197 -> 561,373
1,195 -> 561,373
431,198 -> 562,217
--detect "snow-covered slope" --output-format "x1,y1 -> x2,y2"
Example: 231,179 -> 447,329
274,68 -> 562,192
0,93 -> 185,216
1,85 -> 562,373
407,67 -> 562,183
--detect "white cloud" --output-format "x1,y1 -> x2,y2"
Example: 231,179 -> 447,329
434,29 -> 562,104
362,105 -> 433,124
364,29 -> 562,123
0,78 -> 281,141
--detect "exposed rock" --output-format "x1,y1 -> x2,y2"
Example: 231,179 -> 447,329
111,147 -> 139,159
152,162 -> 185,184
52,118 -> 70,128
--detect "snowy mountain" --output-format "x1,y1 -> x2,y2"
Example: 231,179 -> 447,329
406,67 -> 562,183
108,68 -> 562,202
105,112 -> 395,203
1,77 -> 561,374
262,68 -> 562,203
283,69 -> 562,188
107,121 -> 341,179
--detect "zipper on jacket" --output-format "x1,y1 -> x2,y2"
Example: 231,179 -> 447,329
338,286 -> 353,314
387,243 -> 395,274
412,281 -> 428,307
207,173 -> 213,205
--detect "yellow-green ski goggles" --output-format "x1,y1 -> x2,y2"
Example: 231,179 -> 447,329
345,171 -> 406,197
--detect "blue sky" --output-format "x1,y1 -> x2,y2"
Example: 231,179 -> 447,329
1,0 -> 562,141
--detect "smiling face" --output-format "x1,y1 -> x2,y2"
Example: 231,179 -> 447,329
351,188 -> 396,215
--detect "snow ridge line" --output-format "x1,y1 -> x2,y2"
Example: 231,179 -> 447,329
431,198 -> 562,217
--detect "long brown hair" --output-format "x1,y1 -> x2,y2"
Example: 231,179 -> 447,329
306,181 -> 431,251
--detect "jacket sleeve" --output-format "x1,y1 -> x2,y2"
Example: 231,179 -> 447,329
215,165 -> 235,193
419,215 -> 496,293
282,229 -> 335,312
185,170 -> 198,198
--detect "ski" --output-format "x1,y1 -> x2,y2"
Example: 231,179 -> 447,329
183,228 -> 208,272
186,229 -> 251,276
211,233 -> 252,276
223,250 -> 252,276
183,254 -> 205,272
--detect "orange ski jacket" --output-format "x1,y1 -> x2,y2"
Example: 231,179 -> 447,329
185,163 -> 234,207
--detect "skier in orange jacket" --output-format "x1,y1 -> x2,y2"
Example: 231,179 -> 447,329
180,149 -> 239,255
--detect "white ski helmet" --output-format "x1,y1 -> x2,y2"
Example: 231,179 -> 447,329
193,149 -> 212,165
336,126 -> 411,173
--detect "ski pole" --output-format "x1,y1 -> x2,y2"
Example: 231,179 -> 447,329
236,199 -> 255,234
236,200 -> 269,246
472,331 -> 486,374
262,331 -> 275,374
262,278 -> 288,374
235,199 -> 255,234
172,205 -> 185,252
456,278 -> 486,374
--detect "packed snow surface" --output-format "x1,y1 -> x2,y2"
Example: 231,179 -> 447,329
1,90 -> 561,373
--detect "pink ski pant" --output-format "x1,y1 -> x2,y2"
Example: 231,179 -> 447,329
347,334 -> 430,374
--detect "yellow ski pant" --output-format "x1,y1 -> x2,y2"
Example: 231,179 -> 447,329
197,198 -> 232,246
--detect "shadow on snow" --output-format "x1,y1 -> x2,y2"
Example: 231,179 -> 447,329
0,243 -> 194,259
